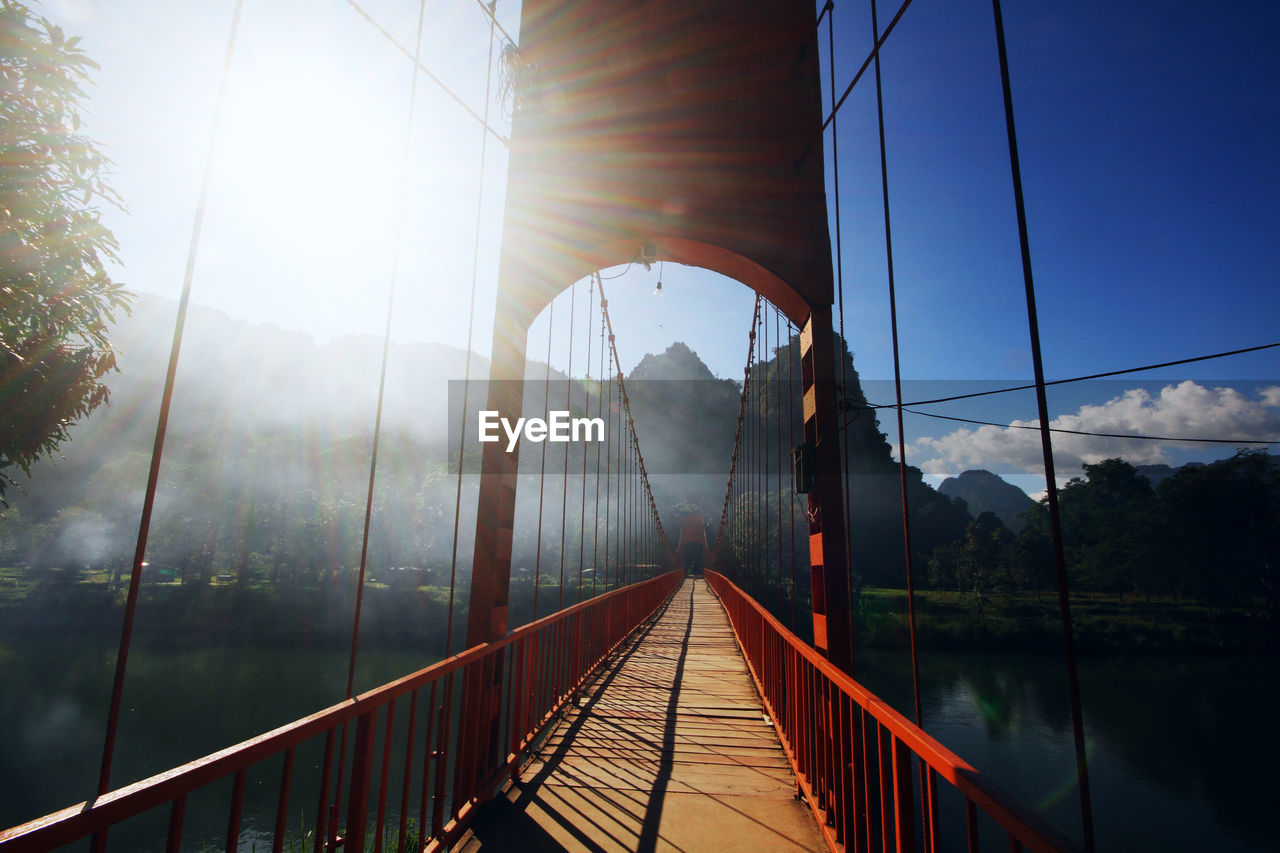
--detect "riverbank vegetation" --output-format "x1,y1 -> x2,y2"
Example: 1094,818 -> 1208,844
1,317 -> 1274,657
722,449 -> 1278,655
857,588 -> 1277,655
0,561 -> 625,650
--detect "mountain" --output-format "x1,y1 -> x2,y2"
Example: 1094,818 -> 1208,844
8,308 -> 967,593
9,293 -> 497,519
55,293 -> 495,454
938,469 -> 1037,531
1133,462 -> 1206,487
621,338 -> 972,587
629,342 -> 719,381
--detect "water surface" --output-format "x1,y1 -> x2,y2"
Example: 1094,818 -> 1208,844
2,636 -> 1276,851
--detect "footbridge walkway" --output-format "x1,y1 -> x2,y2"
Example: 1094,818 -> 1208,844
455,578 -> 823,852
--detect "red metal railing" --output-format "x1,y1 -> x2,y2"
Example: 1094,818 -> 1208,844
705,570 -> 1080,853
0,570 -> 684,853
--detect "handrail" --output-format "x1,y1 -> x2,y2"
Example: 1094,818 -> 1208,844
705,570 -> 1080,853
0,570 -> 685,852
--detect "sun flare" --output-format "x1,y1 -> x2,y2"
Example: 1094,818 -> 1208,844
212,33 -> 404,267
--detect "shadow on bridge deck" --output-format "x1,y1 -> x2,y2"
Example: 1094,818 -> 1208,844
454,578 -> 824,852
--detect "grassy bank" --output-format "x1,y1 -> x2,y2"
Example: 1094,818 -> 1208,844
0,565 -> 608,647
856,588 -> 1279,655
0,567 -> 458,647
4,567 -> 1274,655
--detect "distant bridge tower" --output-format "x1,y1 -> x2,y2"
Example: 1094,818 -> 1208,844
675,514 -> 712,575
467,0 -> 852,670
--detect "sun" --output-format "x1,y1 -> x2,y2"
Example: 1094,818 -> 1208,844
217,60 -> 403,221
215,36 -> 403,239
189,2 -> 510,344
201,7 -> 419,330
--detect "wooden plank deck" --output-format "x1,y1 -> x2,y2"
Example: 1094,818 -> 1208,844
454,578 -> 825,852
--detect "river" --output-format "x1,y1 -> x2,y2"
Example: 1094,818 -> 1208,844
1,635 -> 1276,851
856,648 -> 1280,852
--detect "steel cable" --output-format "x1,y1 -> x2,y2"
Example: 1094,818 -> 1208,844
826,3 -> 861,675
556,281 -> 577,611
95,0 -> 245,815
531,302 -> 555,621
443,0 -> 499,657
577,279 -> 595,603
992,0 -> 1095,846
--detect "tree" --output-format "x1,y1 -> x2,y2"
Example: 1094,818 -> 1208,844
1011,503 -> 1053,601
1156,450 -> 1279,609
1058,460 -> 1156,600
1,1 -> 132,501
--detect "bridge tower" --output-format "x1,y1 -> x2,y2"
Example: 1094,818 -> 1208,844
675,514 -> 712,575
465,0 -> 853,768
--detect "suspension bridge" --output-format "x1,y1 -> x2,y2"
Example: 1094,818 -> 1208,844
2,0 -> 1135,849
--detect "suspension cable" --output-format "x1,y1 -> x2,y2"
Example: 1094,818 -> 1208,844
869,0 -> 932,839
824,0 -> 913,133
557,281 -> 577,611
816,0 -> 834,28
747,308 -> 758,593
992,1 -> 1095,846
863,339 -> 1280,410
715,296 -> 763,585
577,278 -> 596,602
797,0 -> 915,167
870,0 -> 925,734
531,301 -> 554,620
786,317 -> 799,631
591,294 -> 608,597
613,364 -> 623,588
827,2 -> 859,671
752,310 -> 761,597
626,425 -> 633,585
334,6 -> 437,838
346,0 -> 432,704
903,406 -> 1279,444
602,318 -> 615,590
595,275 -> 672,567
631,436 -> 638,583
443,2 -> 500,656
95,0 -> 245,809
470,0 -> 515,47
622,429 -> 630,586
757,315 -> 765,596
761,308 -> 771,603
740,339 -> 749,587
343,0 -> 509,148
774,307 -> 785,620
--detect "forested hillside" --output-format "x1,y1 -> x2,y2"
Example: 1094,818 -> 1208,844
1,296 -> 1276,649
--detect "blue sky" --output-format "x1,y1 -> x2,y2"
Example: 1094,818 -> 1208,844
43,0 -> 1280,495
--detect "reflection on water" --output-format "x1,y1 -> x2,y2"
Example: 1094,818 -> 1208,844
0,635 -> 437,849
856,648 -> 1280,852
2,636 -> 1277,851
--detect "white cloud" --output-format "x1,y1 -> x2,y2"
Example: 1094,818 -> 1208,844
907,381 -> 1280,478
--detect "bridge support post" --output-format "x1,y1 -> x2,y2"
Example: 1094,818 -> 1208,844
459,323 -> 527,808
800,307 -> 853,674
458,0 -> 855,798
343,710 -> 377,853
465,326 -> 527,648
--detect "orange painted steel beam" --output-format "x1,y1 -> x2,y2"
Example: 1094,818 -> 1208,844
487,0 -> 835,333
799,306 -> 852,670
